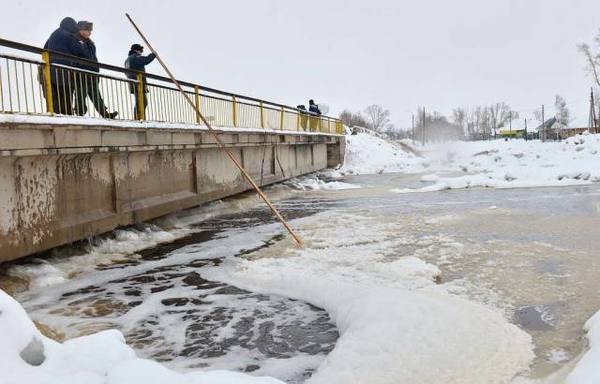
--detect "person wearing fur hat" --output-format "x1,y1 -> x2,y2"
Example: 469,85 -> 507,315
74,21 -> 118,119
124,44 -> 156,119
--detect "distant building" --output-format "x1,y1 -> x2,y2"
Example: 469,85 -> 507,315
499,127 -> 526,139
534,118 -> 589,140
535,118 -> 558,141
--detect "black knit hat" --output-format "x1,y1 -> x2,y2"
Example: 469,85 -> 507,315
130,44 -> 144,52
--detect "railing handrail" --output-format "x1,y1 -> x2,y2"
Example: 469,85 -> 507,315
0,37 -> 339,121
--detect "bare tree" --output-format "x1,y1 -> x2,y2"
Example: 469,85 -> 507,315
489,102 -> 512,136
578,29 -> 600,88
465,108 -> 478,139
473,106 -> 492,139
364,104 -> 392,132
452,107 -> 467,134
339,109 -> 368,128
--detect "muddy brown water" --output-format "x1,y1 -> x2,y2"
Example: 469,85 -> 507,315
3,173 -> 600,381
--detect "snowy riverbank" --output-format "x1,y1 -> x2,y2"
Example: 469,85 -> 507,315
340,131 -> 600,192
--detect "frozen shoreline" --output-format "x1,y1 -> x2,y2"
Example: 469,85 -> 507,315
339,131 -> 600,193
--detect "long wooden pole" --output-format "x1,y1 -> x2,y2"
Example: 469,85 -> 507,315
125,13 -> 303,247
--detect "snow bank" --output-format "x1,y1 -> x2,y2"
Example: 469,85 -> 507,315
390,133 -> 600,192
340,129 -> 600,191
204,211 -> 535,384
0,289 -> 284,384
340,132 -> 426,175
566,309 -> 600,384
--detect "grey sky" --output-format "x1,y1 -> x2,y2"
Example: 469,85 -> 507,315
2,0 -> 600,128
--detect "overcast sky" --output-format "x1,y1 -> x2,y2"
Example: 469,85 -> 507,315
2,0 -> 600,128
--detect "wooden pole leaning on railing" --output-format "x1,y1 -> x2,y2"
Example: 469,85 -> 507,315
125,13 -> 304,247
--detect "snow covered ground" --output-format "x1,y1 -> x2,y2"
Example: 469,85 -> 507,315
340,132 -> 427,175
340,131 -> 600,192
566,311 -> 600,384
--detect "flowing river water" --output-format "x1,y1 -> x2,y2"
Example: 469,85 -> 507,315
2,172 -> 600,383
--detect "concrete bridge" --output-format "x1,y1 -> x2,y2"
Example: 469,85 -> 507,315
0,38 -> 345,262
0,118 -> 344,262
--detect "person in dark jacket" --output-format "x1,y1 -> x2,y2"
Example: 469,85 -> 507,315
43,17 -> 87,115
308,99 -> 321,115
73,21 -> 118,118
125,44 -> 156,119
308,99 -> 321,131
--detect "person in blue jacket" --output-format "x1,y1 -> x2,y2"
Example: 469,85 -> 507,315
125,44 -> 156,119
44,17 -> 87,115
73,21 -> 118,119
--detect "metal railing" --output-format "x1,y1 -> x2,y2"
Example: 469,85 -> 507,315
0,38 -> 343,134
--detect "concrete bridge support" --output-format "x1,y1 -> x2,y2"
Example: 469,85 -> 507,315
0,121 -> 345,262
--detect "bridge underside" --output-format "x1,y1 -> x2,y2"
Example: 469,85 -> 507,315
0,121 -> 345,262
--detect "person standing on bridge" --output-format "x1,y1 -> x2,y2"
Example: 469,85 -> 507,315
125,44 -> 156,120
74,21 -> 119,119
308,99 -> 321,132
43,17 -> 87,115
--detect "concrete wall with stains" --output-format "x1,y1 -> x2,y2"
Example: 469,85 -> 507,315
0,122 -> 345,262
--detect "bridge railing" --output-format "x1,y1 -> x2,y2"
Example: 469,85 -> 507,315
0,38 -> 343,134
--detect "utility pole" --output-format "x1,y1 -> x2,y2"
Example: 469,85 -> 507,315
509,111 -> 512,137
524,118 -> 528,141
541,104 -> 545,142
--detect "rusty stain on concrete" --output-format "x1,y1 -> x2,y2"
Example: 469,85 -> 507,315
0,122 -> 345,263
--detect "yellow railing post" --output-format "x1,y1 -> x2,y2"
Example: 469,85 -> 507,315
328,118 -> 331,133
259,101 -> 264,129
136,72 -> 145,121
194,85 -> 201,124
41,51 -> 53,115
280,106 -> 284,130
296,111 -> 300,131
318,117 -> 322,132
232,95 -> 237,127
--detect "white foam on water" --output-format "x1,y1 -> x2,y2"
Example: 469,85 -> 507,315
547,349 -> 570,364
284,175 -> 361,191
203,211 -> 536,383
5,192 -> 269,290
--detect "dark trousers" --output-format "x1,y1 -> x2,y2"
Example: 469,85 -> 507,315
51,83 -> 75,115
132,88 -> 148,120
74,76 -> 109,117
